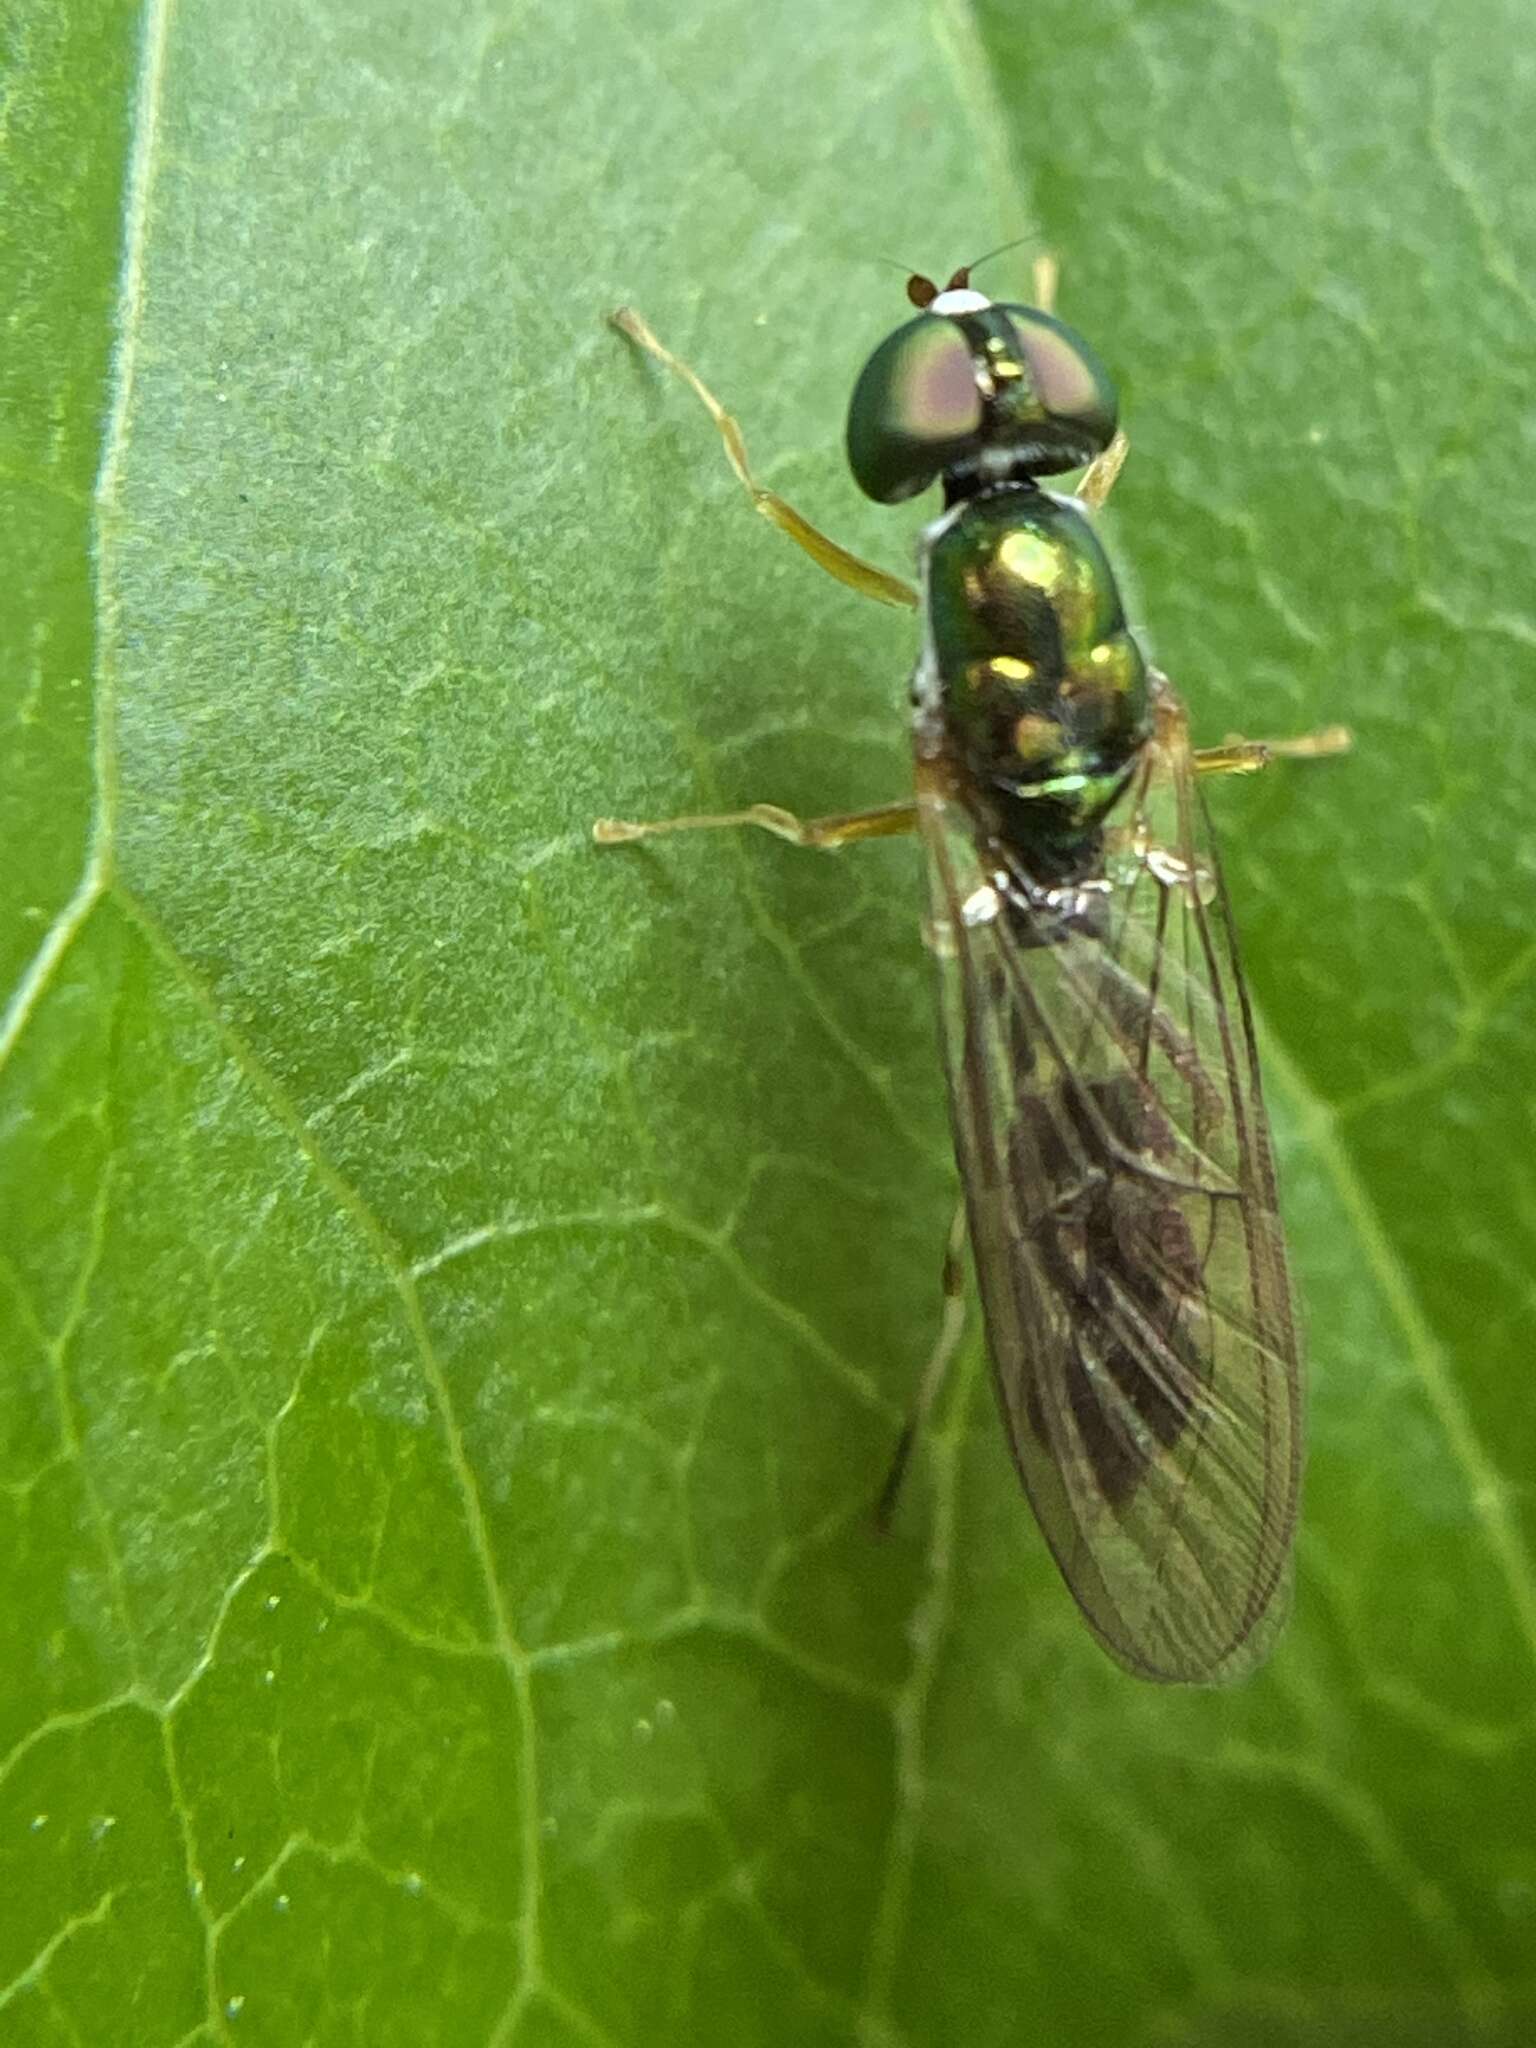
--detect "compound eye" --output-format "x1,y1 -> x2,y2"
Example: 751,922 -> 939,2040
993,304 -> 1118,471
845,314 -> 983,503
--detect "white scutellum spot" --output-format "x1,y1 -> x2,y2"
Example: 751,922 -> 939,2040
960,883 -> 1001,926
928,287 -> 992,317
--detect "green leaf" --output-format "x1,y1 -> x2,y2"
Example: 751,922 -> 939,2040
4,0 -> 1534,2042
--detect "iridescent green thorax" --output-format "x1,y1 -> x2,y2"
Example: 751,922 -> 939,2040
923,485 -> 1149,847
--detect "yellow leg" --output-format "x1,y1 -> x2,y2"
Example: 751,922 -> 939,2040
593,797 -> 917,851
1078,430 -> 1130,511
611,307 -> 917,612
1194,725 -> 1353,776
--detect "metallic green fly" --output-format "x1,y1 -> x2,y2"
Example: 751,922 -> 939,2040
595,254 -> 1347,1684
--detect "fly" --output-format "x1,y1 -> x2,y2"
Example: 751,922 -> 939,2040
594,253 -> 1348,1684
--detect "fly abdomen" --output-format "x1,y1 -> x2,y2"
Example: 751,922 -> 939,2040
925,484 -> 1150,841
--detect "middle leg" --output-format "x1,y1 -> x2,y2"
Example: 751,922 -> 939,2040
1194,725 -> 1353,776
594,797 -> 918,851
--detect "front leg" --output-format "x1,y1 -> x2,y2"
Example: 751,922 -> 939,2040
612,307 -> 917,612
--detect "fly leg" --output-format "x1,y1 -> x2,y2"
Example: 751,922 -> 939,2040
1077,432 -> 1131,511
875,1202 -> 969,1532
1147,664 -> 1352,776
1194,726 -> 1353,775
594,798 -> 917,850
611,307 -> 917,611
1029,257 -> 1131,513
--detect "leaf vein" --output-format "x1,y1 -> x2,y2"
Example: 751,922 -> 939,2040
1266,1030 -> 1536,1670
113,885 -> 547,2000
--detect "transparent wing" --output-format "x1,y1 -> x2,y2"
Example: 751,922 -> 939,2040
920,676 -> 1301,1684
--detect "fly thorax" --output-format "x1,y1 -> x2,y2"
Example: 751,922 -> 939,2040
925,486 -> 1150,832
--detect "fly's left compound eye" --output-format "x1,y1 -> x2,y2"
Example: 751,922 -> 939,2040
845,315 -> 985,503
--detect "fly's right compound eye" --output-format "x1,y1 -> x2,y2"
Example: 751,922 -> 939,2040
845,315 -> 986,504
986,303 -> 1118,477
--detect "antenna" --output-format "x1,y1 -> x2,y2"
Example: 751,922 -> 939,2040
946,231 -> 1040,292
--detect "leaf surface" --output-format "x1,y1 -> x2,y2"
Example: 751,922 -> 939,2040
3,0 -> 1534,2041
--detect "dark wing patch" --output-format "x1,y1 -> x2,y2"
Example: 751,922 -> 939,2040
920,680 -> 1301,1683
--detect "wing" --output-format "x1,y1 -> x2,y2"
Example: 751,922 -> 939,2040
919,674 -> 1301,1684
